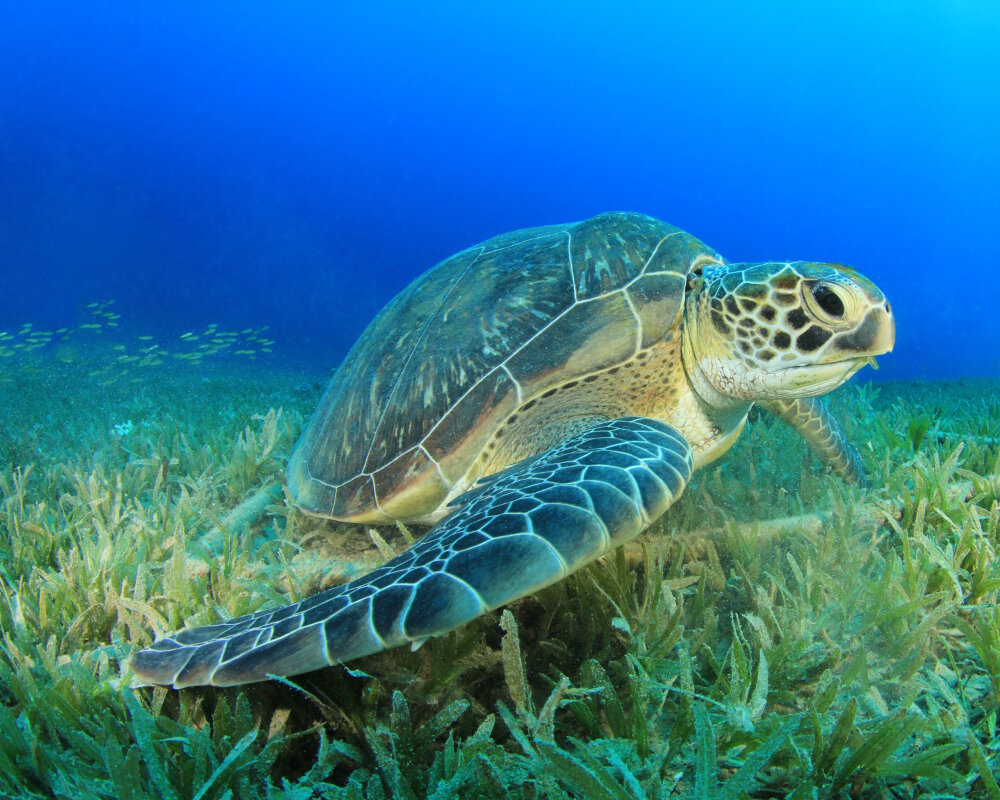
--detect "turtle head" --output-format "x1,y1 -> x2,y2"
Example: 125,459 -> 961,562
682,261 -> 895,406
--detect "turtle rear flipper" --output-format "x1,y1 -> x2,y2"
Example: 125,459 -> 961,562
131,418 -> 693,689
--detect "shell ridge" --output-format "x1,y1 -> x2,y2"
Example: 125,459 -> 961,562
292,213 -> 700,521
360,245 -> 488,475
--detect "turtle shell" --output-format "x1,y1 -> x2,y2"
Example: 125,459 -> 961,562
287,212 -> 719,522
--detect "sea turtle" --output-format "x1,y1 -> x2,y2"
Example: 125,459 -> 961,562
133,212 -> 894,688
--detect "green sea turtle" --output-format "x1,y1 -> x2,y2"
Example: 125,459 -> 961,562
133,212 -> 894,688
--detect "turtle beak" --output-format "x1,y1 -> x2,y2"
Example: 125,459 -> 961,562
831,298 -> 895,359
883,302 -> 896,353
872,300 -> 895,355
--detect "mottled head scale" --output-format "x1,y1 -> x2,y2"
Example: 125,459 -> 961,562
683,261 -> 895,403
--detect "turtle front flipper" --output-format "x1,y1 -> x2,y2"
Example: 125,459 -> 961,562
759,397 -> 867,486
131,418 -> 693,688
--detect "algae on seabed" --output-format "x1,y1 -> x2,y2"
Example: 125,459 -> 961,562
0,325 -> 998,798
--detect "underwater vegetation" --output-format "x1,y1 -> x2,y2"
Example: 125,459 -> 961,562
0,327 -> 999,798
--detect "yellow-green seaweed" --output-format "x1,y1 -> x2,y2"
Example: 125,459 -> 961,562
0,339 -> 999,798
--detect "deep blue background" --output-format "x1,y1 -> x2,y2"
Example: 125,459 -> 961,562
1,1 -> 998,380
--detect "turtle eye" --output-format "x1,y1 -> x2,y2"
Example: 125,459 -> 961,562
810,283 -> 845,319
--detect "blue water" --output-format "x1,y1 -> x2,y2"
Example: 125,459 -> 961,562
1,1 -> 997,381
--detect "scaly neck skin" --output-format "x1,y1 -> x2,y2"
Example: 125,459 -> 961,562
681,289 -> 752,417
676,291 -> 752,468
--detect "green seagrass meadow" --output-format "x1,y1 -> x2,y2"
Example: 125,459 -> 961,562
1,334 -> 998,798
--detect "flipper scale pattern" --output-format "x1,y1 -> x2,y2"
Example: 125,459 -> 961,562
131,417 -> 693,688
